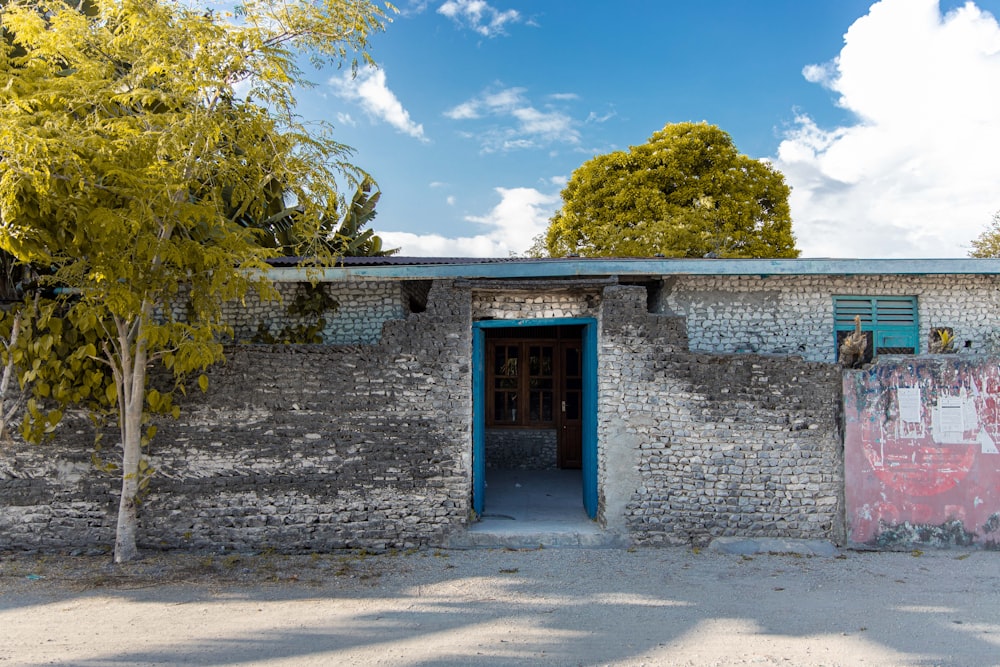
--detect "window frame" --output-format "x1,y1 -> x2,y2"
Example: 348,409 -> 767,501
486,338 -> 559,429
833,295 -> 919,362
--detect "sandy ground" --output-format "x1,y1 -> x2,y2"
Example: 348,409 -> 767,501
1,546 -> 998,666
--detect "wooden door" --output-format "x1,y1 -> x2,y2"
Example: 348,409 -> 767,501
558,342 -> 583,469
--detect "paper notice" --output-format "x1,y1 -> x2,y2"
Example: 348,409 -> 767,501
897,387 -> 921,423
938,396 -> 965,433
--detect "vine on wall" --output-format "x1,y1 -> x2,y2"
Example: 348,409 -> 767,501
253,283 -> 339,344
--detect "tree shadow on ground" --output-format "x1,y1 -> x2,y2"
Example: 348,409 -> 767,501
2,548 -> 998,666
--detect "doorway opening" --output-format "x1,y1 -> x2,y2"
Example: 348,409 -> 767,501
472,318 -> 597,523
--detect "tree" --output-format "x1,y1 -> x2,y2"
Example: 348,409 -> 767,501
247,177 -> 399,257
969,211 -> 1000,258
521,233 -> 549,258
545,122 -> 800,259
331,178 -> 398,257
0,0 -> 392,562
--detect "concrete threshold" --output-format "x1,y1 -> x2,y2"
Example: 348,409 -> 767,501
449,469 -> 626,549
449,518 -> 627,549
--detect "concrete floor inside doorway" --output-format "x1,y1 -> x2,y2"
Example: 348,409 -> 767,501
448,469 -> 625,548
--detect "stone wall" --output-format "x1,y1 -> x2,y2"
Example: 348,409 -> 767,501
485,429 -> 558,470
0,281 -> 473,553
472,287 -> 600,320
223,280 -> 408,344
599,285 -> 844,546
1,276 -> 875,553
655,274 -> 1000,362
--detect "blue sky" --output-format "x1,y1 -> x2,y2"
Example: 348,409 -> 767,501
302,0 -> 1000,258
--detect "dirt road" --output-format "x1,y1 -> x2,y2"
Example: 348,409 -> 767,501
2,546 -> 998,666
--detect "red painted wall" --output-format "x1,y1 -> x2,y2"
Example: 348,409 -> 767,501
844,358 -> 1000,548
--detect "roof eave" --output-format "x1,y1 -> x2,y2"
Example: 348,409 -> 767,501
264,257 -> 1000,282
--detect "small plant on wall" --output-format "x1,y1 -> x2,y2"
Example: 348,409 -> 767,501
929,327 -> 956,354
253,283 -> 339,344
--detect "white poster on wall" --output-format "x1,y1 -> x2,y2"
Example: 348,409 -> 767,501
937,396 -> 965,437
897,387 -> 921,423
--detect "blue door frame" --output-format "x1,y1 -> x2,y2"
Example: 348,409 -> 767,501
472,318 -> 598,519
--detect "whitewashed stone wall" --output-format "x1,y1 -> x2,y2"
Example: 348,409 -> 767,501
15,272 -> 988,553
472,288 -> 600,320
599,285 -> 844,545
224,280 -> 407,344
0,282 -> 473,553
485,429 -> 558,470
656,274 -> 1000,362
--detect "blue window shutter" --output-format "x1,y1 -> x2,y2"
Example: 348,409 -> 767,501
834,296 -> 918,358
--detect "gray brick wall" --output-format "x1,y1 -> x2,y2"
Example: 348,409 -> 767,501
656,274 -> 1000,361
0,275 -> 914,553
222,280 -> 408,344
485,429 -> 558,470
599,285 -> 844,545
0,281 -> 473,553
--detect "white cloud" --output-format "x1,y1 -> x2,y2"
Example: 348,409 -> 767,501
380,187 -> 559,256
443,100 -> 480,120
483,88 -> 524,109
774,0 -> 1000,258
329,67 -> 428,142
398,0 -> 431,16
585,109 -> 616,124
444,86 -> 581,152
437,0 -> 521,37
512,106 -> 570,136
801,63 -> 833,84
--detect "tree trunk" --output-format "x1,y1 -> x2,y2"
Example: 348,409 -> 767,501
113,433 -> 140,562
113,373 -> 145,563
112,316 -> 149,564
0,308 -> 23,440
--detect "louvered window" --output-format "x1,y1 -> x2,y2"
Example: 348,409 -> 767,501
834,296 -> 918,362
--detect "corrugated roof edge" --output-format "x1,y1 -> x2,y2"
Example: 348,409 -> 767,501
266,256 -> 532,267
260,256 -> 1000,281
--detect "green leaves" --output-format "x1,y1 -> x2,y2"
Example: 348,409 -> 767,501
0,0 -> 392,403
969,211 -> 1000,258
546,122 -> 799,259
1,0 -> 393,560
146,388 -> 163,412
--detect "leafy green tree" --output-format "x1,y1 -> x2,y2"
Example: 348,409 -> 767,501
969,211 -> 1000,258
521,233 -> 549,258
248,177 -> 398,257
546,122 -> 800,259
331,178 -> 398,257
0,0 -> 392,562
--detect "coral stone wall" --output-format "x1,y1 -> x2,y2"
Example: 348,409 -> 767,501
485,429 -> 558,470
0,282 -> 473,553
223,280 -> 408,344
656,274 -> 1000,362
471,287 -> 600,320
599,285 -> 844,545
12,274 -> 978,553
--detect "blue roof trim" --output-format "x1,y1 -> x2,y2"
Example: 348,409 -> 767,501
266,257 -> 1000,281
266,256 -> 526,267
